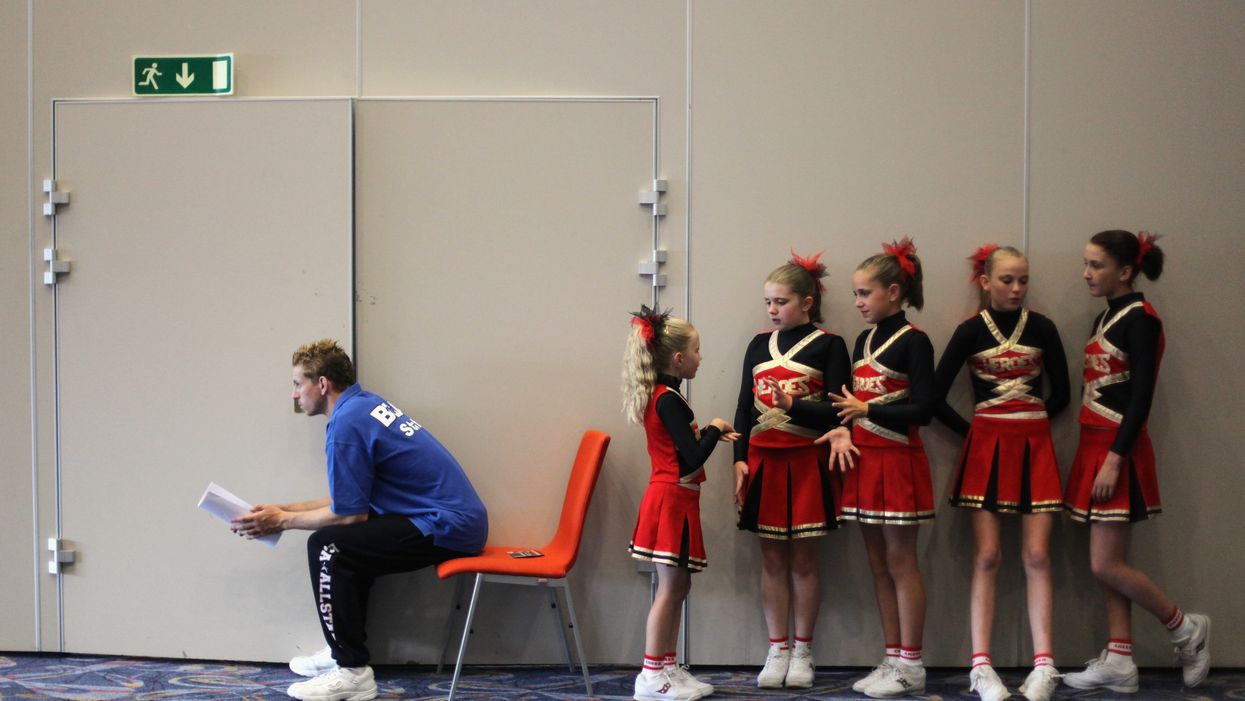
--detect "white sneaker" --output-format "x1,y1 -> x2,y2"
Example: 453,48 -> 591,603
756,646 -> 790,689
286,666 -> 377,701
852,658 -> 896,693
1173,613 -> 1211,687
634,670 -> 697,701
865,662 -> 926,698
785,646 -> 815,689
1019,665 -> 1060,701
289,646 -> 337,677
667,665 -> 714,699
1062,650 -> 1139,693
969,665 -> 1011,701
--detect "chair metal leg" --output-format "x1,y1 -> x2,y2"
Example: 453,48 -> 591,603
547,587 -> 574,672
448,573 -> 484,701
561,580 -> 592,695
437,574 -> 466,674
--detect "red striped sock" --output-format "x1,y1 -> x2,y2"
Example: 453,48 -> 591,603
663,651 -> 677,669
1033,653 -> 1054,668
899,646 -> 923,666
1163,607 -> 1184,631
1106,639 -> 1132,659
643,654 -> 664,672
885,643 -> 902,660
971,652 -> 992,668
769,637 -> 789,651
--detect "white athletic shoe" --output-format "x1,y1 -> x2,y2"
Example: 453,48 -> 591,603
1019,665 -> 1060,701
289,646 -> 337,678
667,665 -> 714,699
852,658 -> 897,693
784,645 -> 815,689
1173,613 -> 1211,687
634,669 -> 697,701
286,666 -> 377,701
1062,650 -> 1139,693
969,665 -> 1011,701
756,646 -> 790,689
865,662 -> 926,698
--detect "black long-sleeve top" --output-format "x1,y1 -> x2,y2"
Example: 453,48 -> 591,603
853,311 -> 936,431
655,374 -> 723,479
1081,292 -> 1163,456
732,323 -> 851,462
933,307 -> 1071,436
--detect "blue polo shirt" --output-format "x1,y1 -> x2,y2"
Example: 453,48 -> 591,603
325,384 -> 488,553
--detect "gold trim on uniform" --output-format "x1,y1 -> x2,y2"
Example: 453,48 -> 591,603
1080,301 -> 1145,423
840,506 -> 935,523
972,309 -> 1048,415
854,325 -> 912,381
855,419 -> 911,444
628,544 -> 708,570
1065,504 -> 1162,524
952,494 -> 1063,513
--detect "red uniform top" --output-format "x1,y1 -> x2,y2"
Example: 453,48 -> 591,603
644,383 -> 707,486
969,308 -> 1049,420
750,328 -> 832,449
853,324 -> 923,447
1079,298 -> 1165,431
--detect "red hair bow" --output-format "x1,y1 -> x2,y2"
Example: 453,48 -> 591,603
1136,230 -> 1158,268
882,236 -> 918,278
969,243 -> 1000,281
630,304 -> 669,349
789,249 -> 827,293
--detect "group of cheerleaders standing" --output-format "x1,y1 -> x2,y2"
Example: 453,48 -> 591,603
620,230 -> 1211,701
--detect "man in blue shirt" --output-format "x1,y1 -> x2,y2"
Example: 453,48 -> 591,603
232,339 -> 488,701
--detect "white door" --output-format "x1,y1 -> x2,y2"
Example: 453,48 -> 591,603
353,98 -> 672,663
50,99 -> 352,660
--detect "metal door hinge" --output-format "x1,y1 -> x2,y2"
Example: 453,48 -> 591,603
638,249 -> 667,288
47,538 -> 77,575
43,248 -> 71,286
43,179 -> 70,216
639,179 -> 668,217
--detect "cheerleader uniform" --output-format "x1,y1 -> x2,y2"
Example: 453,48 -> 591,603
1064,292 -> 1164,523
629,374 -> 724,571
840,311 -> 937,525
734,322 -> 851,539
934,307 -> 1070,514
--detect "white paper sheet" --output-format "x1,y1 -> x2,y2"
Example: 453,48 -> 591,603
198,481 -> 281,548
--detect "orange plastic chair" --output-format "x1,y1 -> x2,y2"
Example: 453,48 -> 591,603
436,429 -> 610,700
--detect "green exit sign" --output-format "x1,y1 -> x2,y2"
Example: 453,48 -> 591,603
133,54 -> 233,96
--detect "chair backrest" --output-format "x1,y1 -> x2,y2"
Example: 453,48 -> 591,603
544,429 -> 610,568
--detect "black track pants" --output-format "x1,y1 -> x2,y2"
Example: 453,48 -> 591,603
306,514 -> 470,667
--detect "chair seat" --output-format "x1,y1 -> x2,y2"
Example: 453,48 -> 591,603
437,545 -> 573,580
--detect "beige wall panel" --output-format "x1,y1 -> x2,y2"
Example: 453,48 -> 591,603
360,0 -> 691,317
0,0 -> 35,652
355,99 -> 658,664
1029,1 -> 1245,666
690,1 -> 1025,665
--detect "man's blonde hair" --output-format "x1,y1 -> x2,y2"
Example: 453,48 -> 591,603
292,339 -> 356,391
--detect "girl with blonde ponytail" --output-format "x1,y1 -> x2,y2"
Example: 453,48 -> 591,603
622,306 -> 738,701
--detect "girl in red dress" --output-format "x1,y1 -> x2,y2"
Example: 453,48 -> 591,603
822,238 -> 935,698
1061,231 -> 1210,693
623,306 -> 738,701
732,252 -> 852,689
933,245 -> 1069,701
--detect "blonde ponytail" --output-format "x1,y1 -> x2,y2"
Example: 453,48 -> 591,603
621,314 -> 696,424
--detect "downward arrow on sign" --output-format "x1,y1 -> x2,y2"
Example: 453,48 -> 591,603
176,63 -> 195,88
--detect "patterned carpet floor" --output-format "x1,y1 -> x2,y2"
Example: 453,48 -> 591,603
1,654 -> 1240,700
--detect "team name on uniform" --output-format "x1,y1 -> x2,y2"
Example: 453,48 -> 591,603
369,402 -> 422,437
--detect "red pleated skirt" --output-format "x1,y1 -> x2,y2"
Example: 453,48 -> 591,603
1064,426 -> 1161,523
738,443 -> 841,539
950,416 -> 1063,514
840,433 -> 934,526
629,481 -> 707,570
